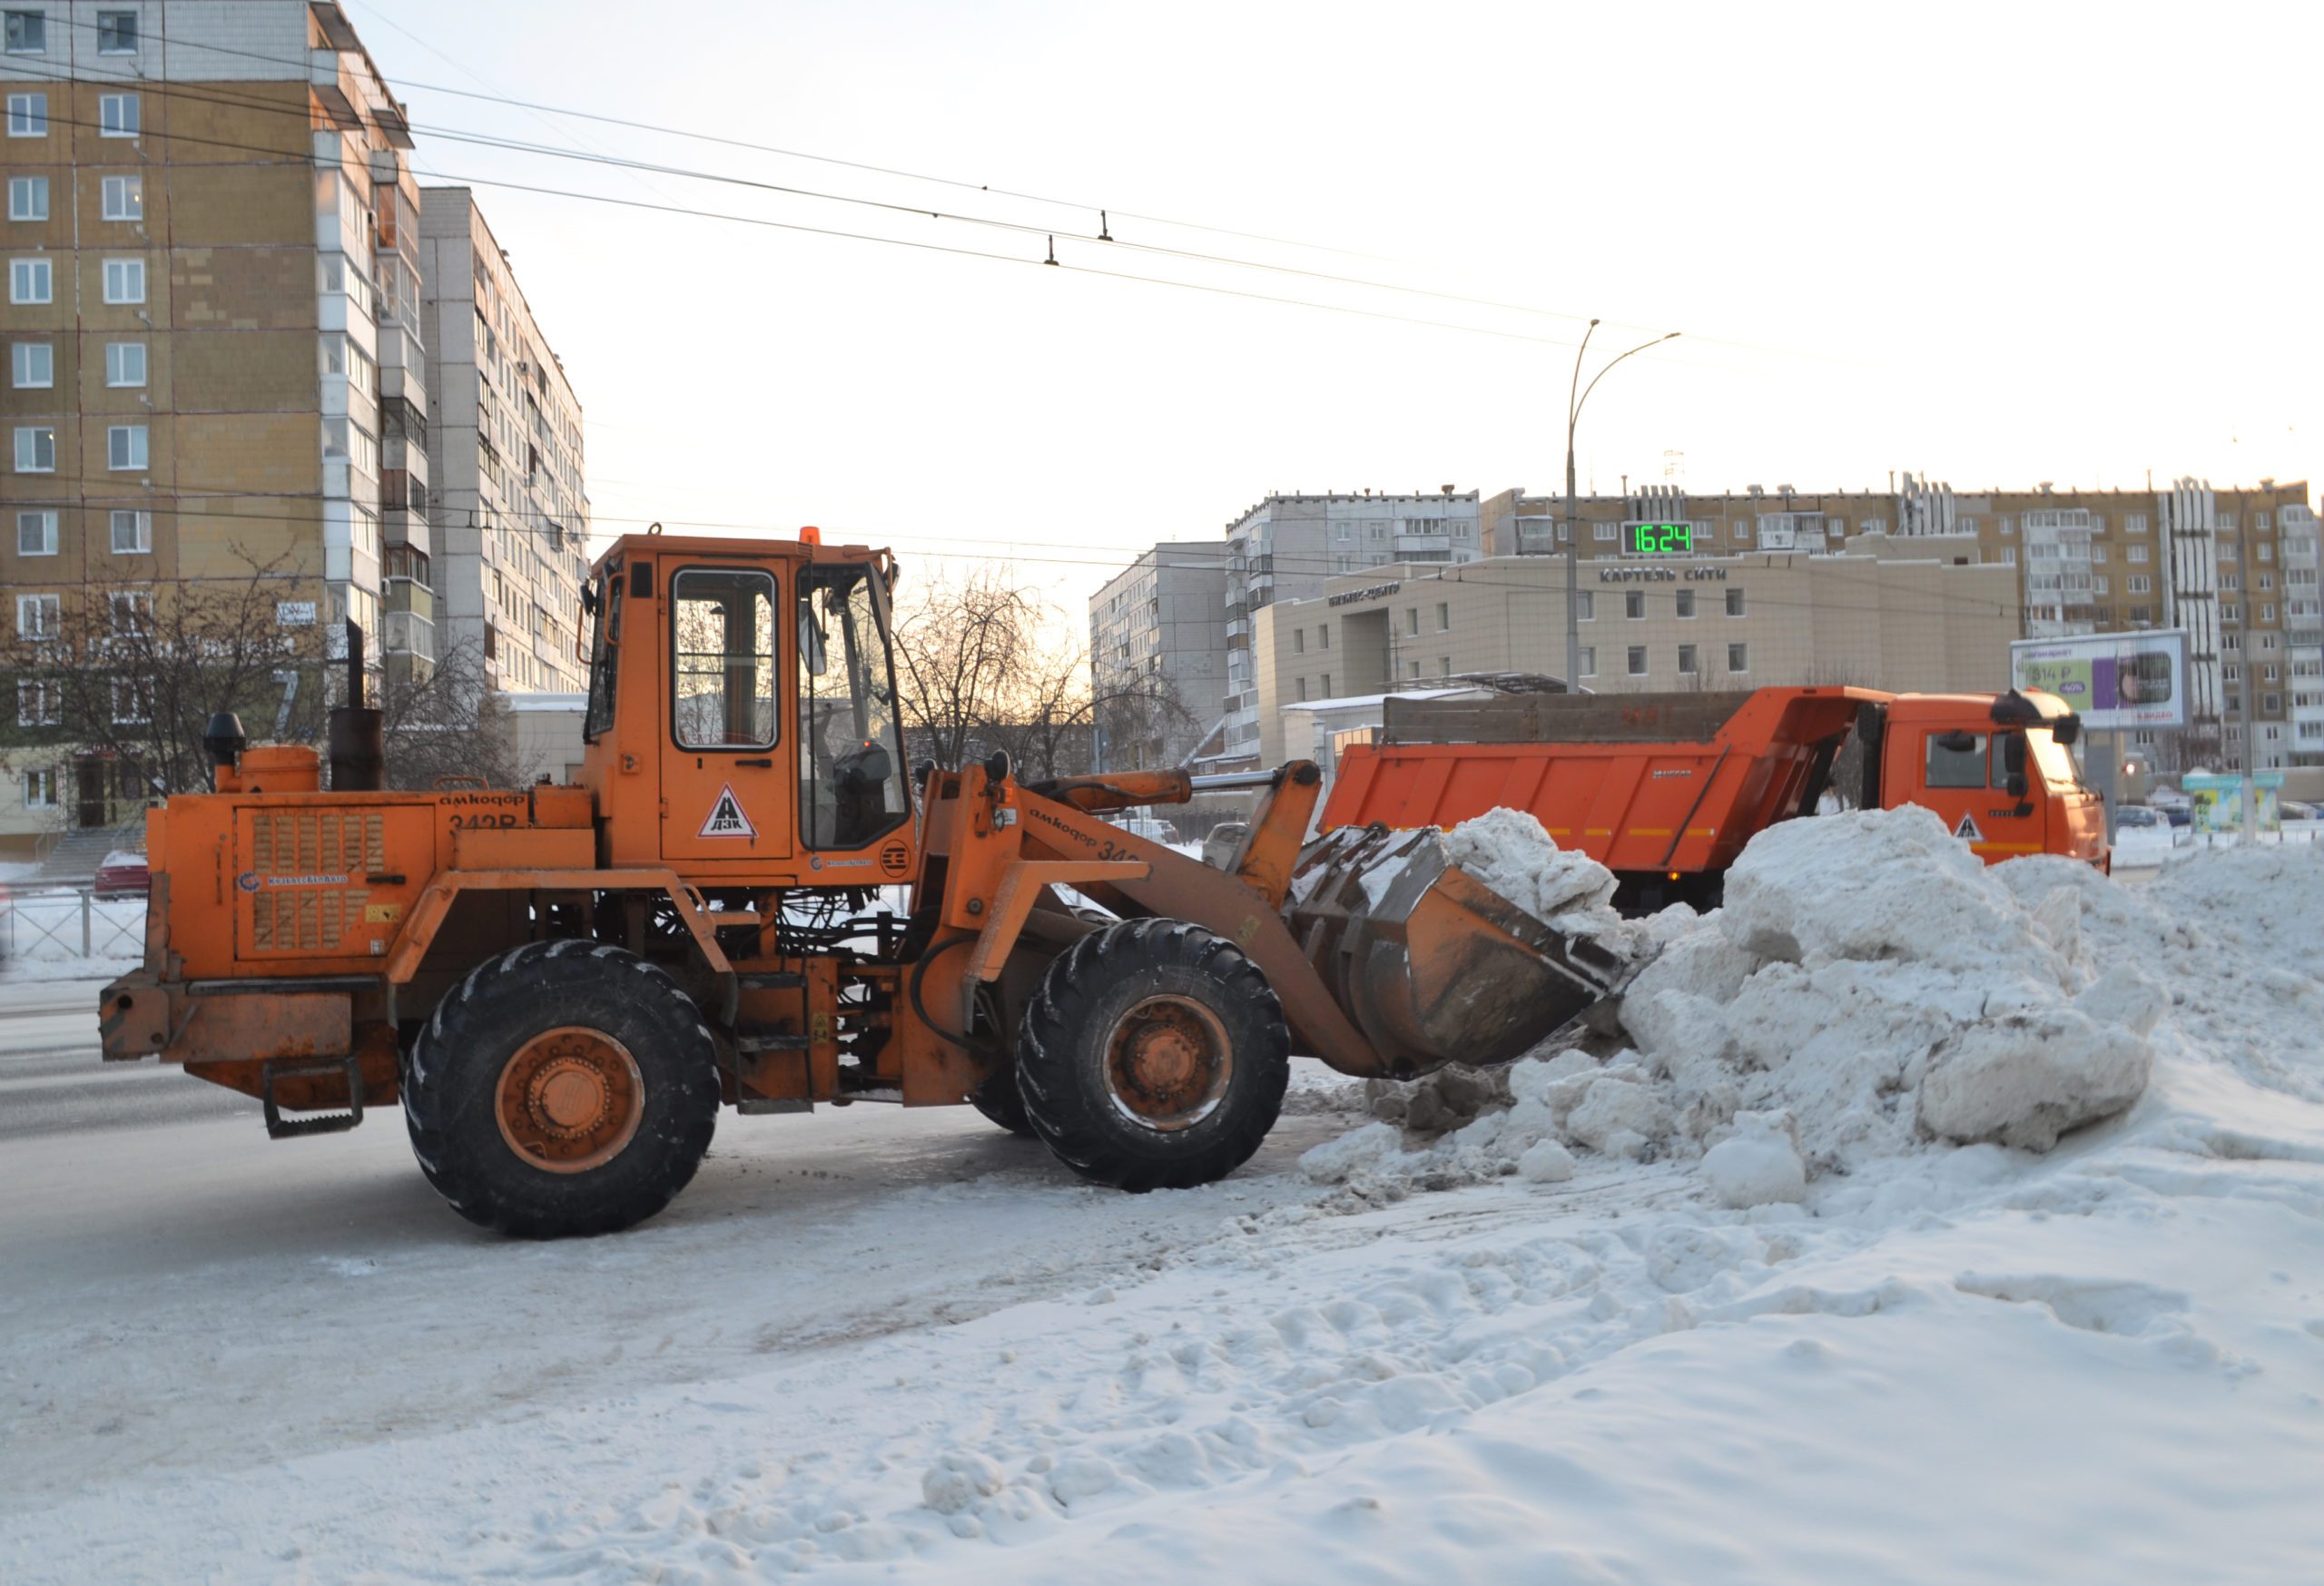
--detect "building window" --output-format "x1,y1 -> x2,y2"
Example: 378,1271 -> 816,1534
108,589 -> 150,635
1435,601 -> 1449,632
4,9 -> 45,52
1320,673 -> 1331,696
2127,575 -> 2152,595
1732,519 -> 1750,542
13,423 -> 54,471
103,257 -> 144,303
2223,604 -> 2241,625
1678,643 -> 1699,675
1625,591 -> 1644,619
1404,607 -> 1419,635
2126,544 -> 2150,564
1438,655 -> 1451,675
23,767 -> 56,806
2002,547 -> 2017,566
99,93 -> 138,137
100,174 -> 143,222
1576,591 -> 1593,620
1676,589 -> 1695,619
2093,576 -> 2110,596
11,256 -> 52,302
16,592 -> 59,637
2124,514 -> 2148,534
111,676 -> 149,724
2090,545 -> 2108,564
17,678 -> 58,726
1627,645 -> 1648,676
110,507 -> 149,554
7,173 -> 45,220
1578,646 -> 1596,678
1318,624 -> 1329,649
1998,517 -> 2014,536
104,340 -> 144,387
11,340 -> 51,387
1725,587 -> 1746,617
16,507 -> 55,555
2258,541 -> 2274,562
96,9 -> 136,53
1296,676 -> 1307,703
1957,517 -> 1979,533
107,423 -> 147,470
1292,629 -> 1304,655
5,90 -> 43,134
1728,643 -> 1749,674
1594,521 -> 1618,542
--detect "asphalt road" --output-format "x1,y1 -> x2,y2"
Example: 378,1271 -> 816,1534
0,978 -> 257,1140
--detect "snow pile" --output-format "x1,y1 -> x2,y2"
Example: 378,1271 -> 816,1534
1313,805 -> 2191,1207
1443,806 -> 1625,940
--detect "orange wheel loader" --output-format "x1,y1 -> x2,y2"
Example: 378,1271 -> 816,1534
99,532 -> 1630,1238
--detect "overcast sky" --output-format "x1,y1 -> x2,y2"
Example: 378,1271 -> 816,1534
345,0 -> 2319,608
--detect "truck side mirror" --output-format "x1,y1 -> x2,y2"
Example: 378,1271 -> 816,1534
2002,734 -> 2026,775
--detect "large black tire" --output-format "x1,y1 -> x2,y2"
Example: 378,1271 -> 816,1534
970,1064 -> 1035,1137
1015,918 -> 1288,1191
402,941 -> 720,1238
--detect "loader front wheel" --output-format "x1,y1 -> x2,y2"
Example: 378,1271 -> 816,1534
1016,919 -> 1287,1191
402,941 -> 719,1238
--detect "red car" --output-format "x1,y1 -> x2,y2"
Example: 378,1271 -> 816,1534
94,850 -> 150,901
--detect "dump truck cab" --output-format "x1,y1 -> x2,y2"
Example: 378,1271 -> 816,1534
1874,689 -> 2106,869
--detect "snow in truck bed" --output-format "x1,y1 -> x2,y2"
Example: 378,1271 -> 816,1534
4,808 -> 2323,1583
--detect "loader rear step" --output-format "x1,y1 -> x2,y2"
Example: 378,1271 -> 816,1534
260,1054 -> 365,1139
731,1022 -> 811,1052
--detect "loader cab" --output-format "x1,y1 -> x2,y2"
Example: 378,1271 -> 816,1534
1884,691 -> 2106,868
576,532 -> 913,882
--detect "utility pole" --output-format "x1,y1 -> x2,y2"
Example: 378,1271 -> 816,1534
1564,322 -> 1680,691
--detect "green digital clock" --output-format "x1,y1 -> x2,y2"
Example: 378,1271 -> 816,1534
1624,521 -> 1695,556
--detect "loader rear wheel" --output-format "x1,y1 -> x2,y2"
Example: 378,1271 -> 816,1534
402,941 -> 719,1238
1016,919 -> 1287,1191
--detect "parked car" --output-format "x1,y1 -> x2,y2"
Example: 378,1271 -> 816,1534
93,850 -> 150,901
1110,814 -> 1181,844
1201,822 -> 1250,870
2114,806 -> 2163,830
2280,800 -> 2319,823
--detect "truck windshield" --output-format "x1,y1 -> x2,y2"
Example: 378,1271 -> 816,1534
2027,728 -> 2086,792
799,563 -> 910,849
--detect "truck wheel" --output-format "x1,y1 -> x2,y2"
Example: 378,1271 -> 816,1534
966,983 -> 1035,1137
402,941 -> 719,1238
1015,919 -> 1288,1191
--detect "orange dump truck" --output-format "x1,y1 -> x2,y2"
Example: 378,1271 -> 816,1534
1319,685 -> 2107,911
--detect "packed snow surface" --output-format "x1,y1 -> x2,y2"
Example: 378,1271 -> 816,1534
7,810 -> 2324,1583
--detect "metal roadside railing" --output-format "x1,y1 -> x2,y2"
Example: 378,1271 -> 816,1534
0,886 -> 145,963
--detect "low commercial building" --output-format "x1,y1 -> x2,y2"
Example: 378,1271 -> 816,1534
1246,536 -> 2017,768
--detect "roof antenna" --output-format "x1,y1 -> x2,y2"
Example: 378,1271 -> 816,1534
1098,209 -> 1113,241
1045,235 -> 1059,266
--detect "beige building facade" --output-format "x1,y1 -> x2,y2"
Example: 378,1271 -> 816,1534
1,1 -> 421,858
1246,537 -> 2018,769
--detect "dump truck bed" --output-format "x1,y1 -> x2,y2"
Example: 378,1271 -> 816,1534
1320,686 -> 1884,879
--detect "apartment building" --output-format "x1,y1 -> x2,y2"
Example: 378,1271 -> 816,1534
1088,540 -> 1226,768
1219,488 -> 1482,763
1,0 -> 421,857
1246,535 -> 2017,768
418,187 -> 586,694
1479,478 -> 2319,771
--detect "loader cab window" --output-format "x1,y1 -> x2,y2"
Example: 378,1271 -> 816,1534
799,562 -> 909,849
672,568 -> 778,750
582,566 -> 621,742
1925,731 -> 1989,789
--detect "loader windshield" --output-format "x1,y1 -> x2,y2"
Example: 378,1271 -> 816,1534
799,563 -> 909,849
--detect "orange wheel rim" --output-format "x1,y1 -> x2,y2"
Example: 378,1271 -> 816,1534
1102,995 -> 1232,1132
494,1026 -> 645,1174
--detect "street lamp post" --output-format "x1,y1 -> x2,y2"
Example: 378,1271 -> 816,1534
1564,323 -> 1680,690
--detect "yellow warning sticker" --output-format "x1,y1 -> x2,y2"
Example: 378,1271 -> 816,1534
365,903 -> 404,924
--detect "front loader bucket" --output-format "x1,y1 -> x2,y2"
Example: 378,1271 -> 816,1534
1284,823 -> 1634,1075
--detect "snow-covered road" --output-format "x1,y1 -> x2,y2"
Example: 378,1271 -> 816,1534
5,823 -> 2324,1584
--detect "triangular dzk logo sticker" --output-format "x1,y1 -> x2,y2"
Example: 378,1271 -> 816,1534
1953,812 -> 1984,843
699,783 -> 757,839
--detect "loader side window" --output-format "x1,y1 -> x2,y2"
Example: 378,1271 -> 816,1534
582,568 -> 621,743
799,562 -> 909,849
671,568 -> 778,750
1925,731 -> 1989,789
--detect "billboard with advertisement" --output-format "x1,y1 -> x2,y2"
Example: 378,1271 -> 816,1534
2008,629 -> 2190,731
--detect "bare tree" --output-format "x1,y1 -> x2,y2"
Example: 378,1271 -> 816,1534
379,635 -> 527,791
0,555 -> 328,814
891,566 -> 1193,779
